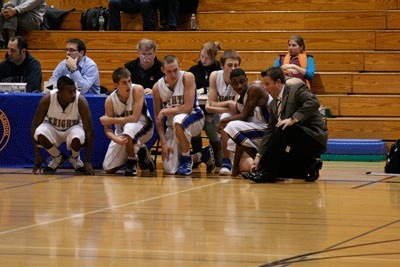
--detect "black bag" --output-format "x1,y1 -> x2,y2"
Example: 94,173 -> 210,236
384,139 -> 400,173
41,6 -> 75,30
81,6 -> 108,31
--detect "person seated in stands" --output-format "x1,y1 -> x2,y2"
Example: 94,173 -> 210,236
124,38 -> 163,95
247,67 -> 327,183
205,50 -> 241,175
152,55 -> 214,175
158,0 -> 199,31
49,38 -> 101,94
100,67 -> 155,176
273,35 -> 315,89
188,41 -> 222,169
108,0 -> 157,31
31,76 -> 95,175
0,36 -> 42,92
0,0 -> 45,49
220,68 -> 271,177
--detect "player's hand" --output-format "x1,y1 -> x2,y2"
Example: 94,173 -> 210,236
83,162 -> 95,175
161,143 -> 173,161
33,155 -> 46,174
113,135 -> 128,145
143,88 -> 153,95
100,115 -> 113,126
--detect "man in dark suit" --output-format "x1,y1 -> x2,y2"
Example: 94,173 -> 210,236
248,67 -> 328,183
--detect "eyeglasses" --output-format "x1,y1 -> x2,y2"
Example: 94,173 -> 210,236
139,52 -> 155,57
66,48 -> 79,53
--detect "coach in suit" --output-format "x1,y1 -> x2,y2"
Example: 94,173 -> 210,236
248,66 -> 328,183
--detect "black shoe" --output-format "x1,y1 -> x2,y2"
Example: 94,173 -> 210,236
137,146 -> 156,172
125,159 -> 137,176
305,159 -> 323,182
248,170 -> 276,183
242,172 -> 255,180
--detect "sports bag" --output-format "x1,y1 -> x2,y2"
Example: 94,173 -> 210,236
81,6 -> 108,30
384,139 -> 400,173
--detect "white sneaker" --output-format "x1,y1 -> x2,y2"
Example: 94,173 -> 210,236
44,153 -> 67,174
69,155 -> 84,173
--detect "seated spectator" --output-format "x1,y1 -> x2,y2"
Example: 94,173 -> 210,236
0,0 -> 45,48
49,38 -> 101,94
124,38 -> 163,94
273,35 -> 315,89
158,0 -> 179,31
220,68 -> 271,177
248,67 -> 327,183
100,67 -> 155,176
0,36 -> 42,92
108,0 -> 157,31
188,41 -> 222,168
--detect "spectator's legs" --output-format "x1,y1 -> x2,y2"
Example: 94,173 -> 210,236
108,0 -> 140,31
140,0 -> 157,30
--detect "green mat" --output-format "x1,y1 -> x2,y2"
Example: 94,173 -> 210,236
322,154 -> 386,162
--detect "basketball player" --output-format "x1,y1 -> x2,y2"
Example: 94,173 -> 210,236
100,67 -> 155,176
220,68 -> 271,176
152,55 -> 212,175
205,50 -> 241,175
31,76 -> 95,175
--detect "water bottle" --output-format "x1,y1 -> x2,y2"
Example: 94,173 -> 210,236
190,13 -> 197,30
98,14 -> 105,31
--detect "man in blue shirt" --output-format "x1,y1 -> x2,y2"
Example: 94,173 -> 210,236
50,38 -> 100,94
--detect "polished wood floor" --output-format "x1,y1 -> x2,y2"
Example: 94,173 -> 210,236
1,160 -> 400,266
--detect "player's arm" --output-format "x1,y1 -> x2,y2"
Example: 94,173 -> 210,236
152,82 -> 167,145
78,95 -> 94,166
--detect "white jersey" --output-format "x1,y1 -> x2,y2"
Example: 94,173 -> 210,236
157,70 -> 203,127
109,84 -> 152,135
44,89 -> 82,131
216,70 -> 236,102
236,87 -> 272,125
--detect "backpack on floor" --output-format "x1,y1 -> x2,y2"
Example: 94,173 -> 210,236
81,6 -> 108,30
384,139 -> 400,173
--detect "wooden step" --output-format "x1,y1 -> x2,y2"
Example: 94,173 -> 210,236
326,117 -> 400,141
353,73 -> 400,94
45,0 -> 398,12
24,30 -> 376,51
317,95 -> 400,117
60,10 -> 387,31
339,95 -> 400,117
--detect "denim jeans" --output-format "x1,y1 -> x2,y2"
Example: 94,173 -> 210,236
108,0 -> 157,31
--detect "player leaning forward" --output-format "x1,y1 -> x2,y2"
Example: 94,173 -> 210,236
153,55 -> 210,175
31,76 -> 95,175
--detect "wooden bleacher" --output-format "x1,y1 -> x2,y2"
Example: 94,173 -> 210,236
15,0 -> 400,149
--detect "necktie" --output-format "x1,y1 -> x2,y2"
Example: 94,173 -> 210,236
276,99 -> 282,121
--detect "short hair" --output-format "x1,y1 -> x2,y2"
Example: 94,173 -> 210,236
57,76 -> 76,90
220,50 -> 241,67
230,68 -> 246,79
288,35 -> 306,52
137,38 -> 157,52
9,36 -> 28,51
201,41 -> 221,62
67,38 -> 86,54
112,67 -> 131,83
261,67 -> 286,83
162,55 -> 178,67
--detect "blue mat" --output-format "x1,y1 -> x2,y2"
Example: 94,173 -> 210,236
322,154 -> 386,162
325,139 -> 386,155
